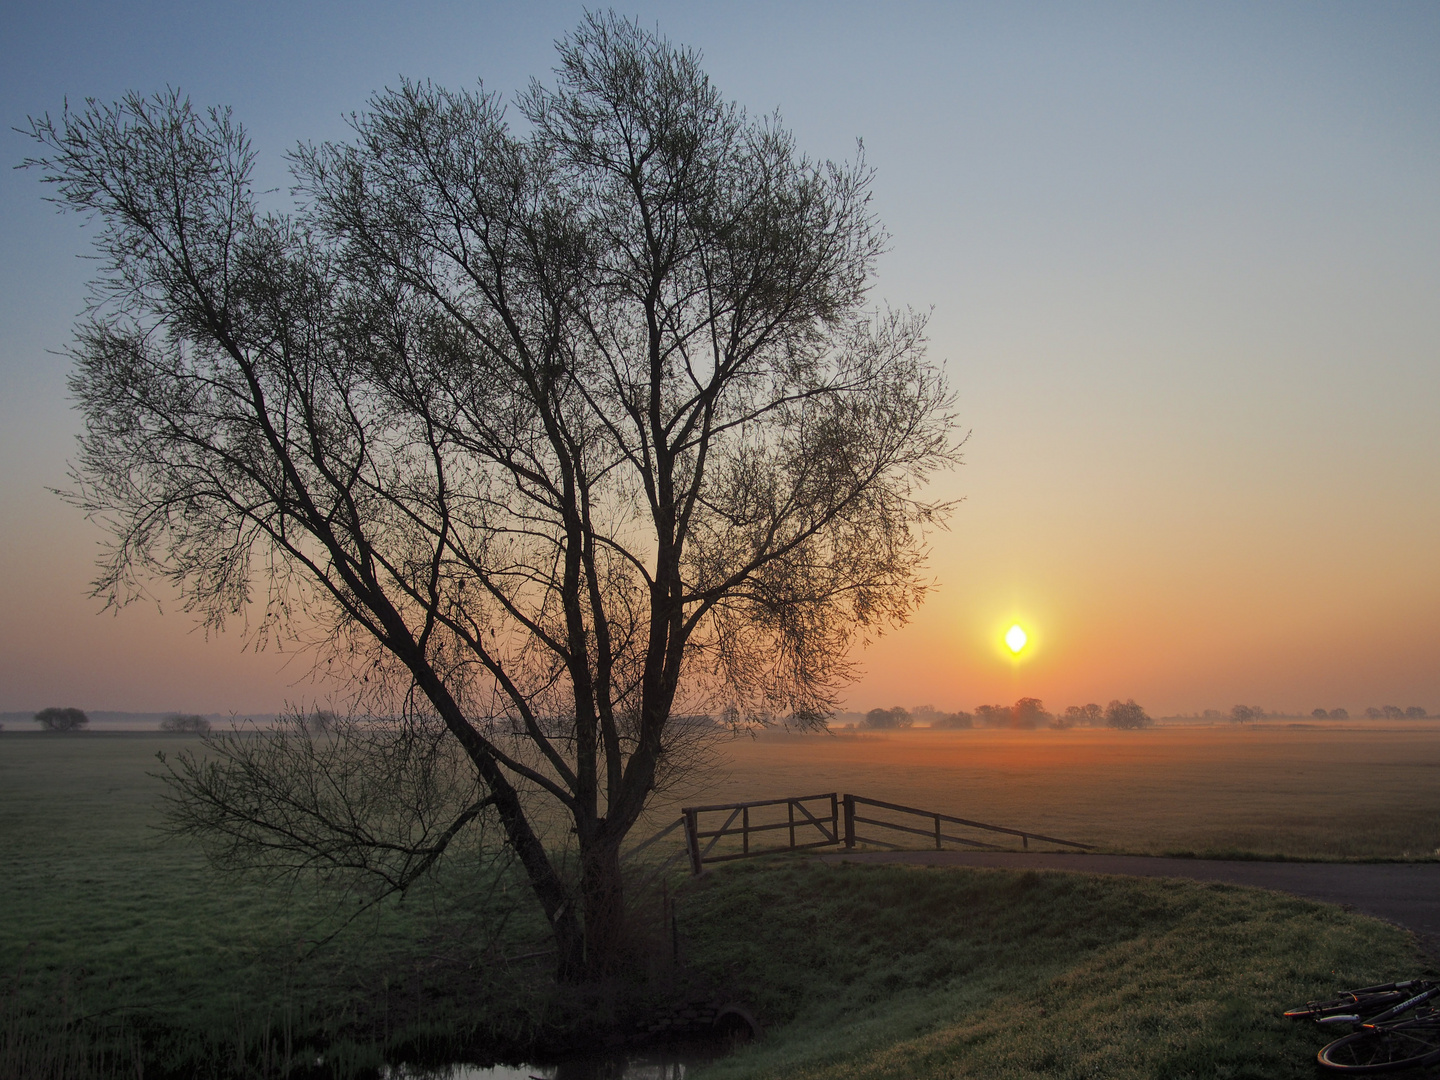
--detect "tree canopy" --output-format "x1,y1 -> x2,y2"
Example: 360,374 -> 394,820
33,707 -> 89,731
25,13 -> 958,977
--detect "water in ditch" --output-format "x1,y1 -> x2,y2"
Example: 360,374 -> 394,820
385,1036 -> 734,1079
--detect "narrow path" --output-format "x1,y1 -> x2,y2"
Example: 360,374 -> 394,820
820,851 -> 1440,961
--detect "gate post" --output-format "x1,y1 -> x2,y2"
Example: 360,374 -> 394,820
684,808 -> 702,875
843,794 -> 856,848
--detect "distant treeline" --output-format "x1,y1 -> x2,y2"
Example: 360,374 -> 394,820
834,700 -> 1433,732
846,698 -> 1153,731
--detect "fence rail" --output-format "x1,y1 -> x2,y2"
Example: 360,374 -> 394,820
843,794 -> 1095,854
641,791 -> 1095,875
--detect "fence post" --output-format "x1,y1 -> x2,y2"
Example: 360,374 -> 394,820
788,800 -> 796,849
935,814 -> 942,850
1022,833 -> 1029,850
684,808 -> 702,875
830,792 -> 839,844
742,805 -> 750,855
843,794 -> 855,848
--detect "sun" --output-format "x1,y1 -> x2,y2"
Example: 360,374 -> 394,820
1005,624 -> 1028,654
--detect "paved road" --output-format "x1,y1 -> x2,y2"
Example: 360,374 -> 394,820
820,851 -> 1440,960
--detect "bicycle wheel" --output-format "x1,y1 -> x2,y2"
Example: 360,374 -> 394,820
1317,1019 -> 1440,1072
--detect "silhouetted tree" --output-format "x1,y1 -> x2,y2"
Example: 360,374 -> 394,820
1230,705 -> 1255,724
1311,708 -> 1328,719
160,713 -> 211,733
1105,699 -> 1151,729
928,710 -> 972,729
25,14 -> 957,980
1010,697 -> 1050,729
33,707 -> 88,731
1405,706 -> 1427,719
974,704 -> 1009,728
1364,707 -> 1383,719
1063,703 -> 1105,727
1329,707 -> 1348,719
862,706 -> 913,730
1382,705 -> 1405,719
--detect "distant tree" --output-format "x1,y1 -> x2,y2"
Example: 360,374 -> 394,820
1202,709 -> 1223,720
1364,707 -> 1383,719
1405,706 -> 1427,719
1311,708 -> 1329,719
974,704 -> 1010,728
34,707 -> 88,731
929,710 -> 973,730
1010,697 -> 1051,730
1050,708 -> 1073,730
1106,699 -> 1152,730
862,707 -> 913,730
298,709 -> 338,735
1230,705 -> 1255,724
160,713 -> 211,733
1328,708 -> 1348,719
1382,705 -> 1405,719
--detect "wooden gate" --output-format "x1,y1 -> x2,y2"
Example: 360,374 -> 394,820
681,793 -> 840,874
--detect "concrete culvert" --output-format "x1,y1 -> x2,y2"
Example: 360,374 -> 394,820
713,1003 -> 761,1044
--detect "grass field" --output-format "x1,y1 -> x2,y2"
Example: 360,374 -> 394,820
648,721 -> 1440,860
2,725 -> 1437,1078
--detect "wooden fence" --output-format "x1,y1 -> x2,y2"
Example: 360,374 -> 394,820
618,792 -> 1095,876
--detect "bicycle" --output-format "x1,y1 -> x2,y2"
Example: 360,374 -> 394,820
1286,980 -> 1440,1072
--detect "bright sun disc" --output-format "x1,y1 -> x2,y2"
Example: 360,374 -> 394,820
1005,624 -> 1028,653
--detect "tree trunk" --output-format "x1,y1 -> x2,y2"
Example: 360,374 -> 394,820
577,829 -> 626,979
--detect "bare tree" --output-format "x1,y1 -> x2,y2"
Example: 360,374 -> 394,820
24,14 -> 957,979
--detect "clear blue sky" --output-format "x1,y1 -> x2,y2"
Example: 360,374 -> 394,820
4,2 -> 1439,716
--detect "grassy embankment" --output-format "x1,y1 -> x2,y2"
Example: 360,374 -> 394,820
2,731 -> 1435,1078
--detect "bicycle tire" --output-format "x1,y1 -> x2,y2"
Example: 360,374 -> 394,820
1317,1019 -> 1440,1072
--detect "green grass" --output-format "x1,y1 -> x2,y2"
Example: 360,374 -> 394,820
3,733 -> 1435,1078
0,733 -> 558,1078
680,858 -> 1434,1080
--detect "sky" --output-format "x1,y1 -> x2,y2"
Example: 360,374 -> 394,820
2,2 -> 1437,718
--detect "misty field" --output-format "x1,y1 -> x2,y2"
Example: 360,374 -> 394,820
650,721 -> 1440,860
3,724 -> 1438,1078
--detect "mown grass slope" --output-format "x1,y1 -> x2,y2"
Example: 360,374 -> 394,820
681,858 -> 1433,1080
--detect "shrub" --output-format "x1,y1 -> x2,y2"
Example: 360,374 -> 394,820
928,711 -> 973,729
159,713 -> 211,733
33,707 -> 88,731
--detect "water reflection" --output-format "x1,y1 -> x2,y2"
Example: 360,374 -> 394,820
388,1040 -> 727,1080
